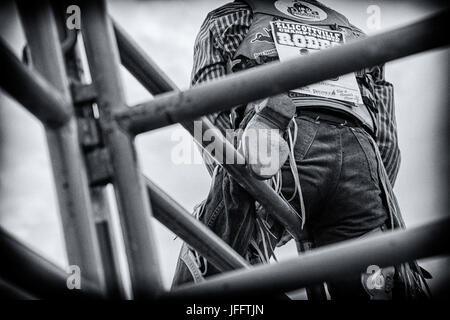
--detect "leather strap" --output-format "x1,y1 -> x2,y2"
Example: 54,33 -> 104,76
296,108 -> 363,128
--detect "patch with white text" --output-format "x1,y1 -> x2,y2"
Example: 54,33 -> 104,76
271,20 -> 363,105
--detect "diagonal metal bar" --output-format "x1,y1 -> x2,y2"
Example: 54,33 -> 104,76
0,226 -> 102,299
165,217 -> 450,299
16,0 -> 106,291
115,9 -> 450,135
186,119 -> 304,239
145,178 -> 249,271
114,24 -> 304,239
113,21 -> 178,94
79,0 -> 163,299
0,37 -> 72,128
0,278 -> 36,300
147,179 -> 290,300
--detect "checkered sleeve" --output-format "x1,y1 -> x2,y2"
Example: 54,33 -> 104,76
190,2 -> 252,134
371,65 -> 401,185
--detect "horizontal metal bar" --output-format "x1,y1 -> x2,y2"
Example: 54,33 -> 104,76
166,217 -> 450,299
0,226 -> 102,299
115,9 -> 450,135
0,36 -> 72,128
113,21 -> 178,94
115,25 -> 304,239
145,177 -> 249,271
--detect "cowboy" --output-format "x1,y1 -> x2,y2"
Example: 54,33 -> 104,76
172,0 -> 428,300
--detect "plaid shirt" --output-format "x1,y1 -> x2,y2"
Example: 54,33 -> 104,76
191,1 -> 401,184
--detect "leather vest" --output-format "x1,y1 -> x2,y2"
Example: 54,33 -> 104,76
232,0 -> 375,133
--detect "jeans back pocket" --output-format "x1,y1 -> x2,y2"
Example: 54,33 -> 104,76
292,117 -> 320,162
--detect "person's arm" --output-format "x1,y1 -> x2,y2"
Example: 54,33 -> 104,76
367,65 -> 401,185
190,3 -> 252,174
191,4 -> 252,135
191,13 -> 231,135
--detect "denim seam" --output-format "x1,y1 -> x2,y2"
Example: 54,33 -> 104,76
359,129 -> 398,228
325,127 -> 344,204
231,207 -> 253,251
295,117 -> 320,162
206,198 -> 224,228
180,244 -> 204,283
350,129 -> 378,184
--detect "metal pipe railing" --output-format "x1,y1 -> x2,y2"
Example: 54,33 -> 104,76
0,226 -> 102,299
3,1 -> 447,301
16,0 -> 106,291
53,0 -> 126,298
146,178 -> 291,300
0,278 -> 36,299
0,37 -> 72,128
115,9 -> 449,135
166,217 -> 450,299
116,19 -> 254,270
79,0 -> 163,299
145,178 -> 249,271
187,119 -> 304,238
114,23 -> 304,240
113,21 -> 178,94
115,23 -> 302,296
113,18 -> 290,267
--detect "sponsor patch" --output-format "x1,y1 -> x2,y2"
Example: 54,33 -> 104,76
270,20 -> 363,105
274,0 -> 327,22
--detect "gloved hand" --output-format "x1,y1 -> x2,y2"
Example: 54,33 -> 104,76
240,93 -> 296,180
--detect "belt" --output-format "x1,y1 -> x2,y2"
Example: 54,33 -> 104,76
296,108 -> 363,128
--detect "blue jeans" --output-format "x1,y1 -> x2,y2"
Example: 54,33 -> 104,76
172,112 -> 390,299
283,114 -> 387,247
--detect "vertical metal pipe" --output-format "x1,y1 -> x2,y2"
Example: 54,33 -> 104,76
51,0 -> 126,298
79,0 -> 163,298
16,0 -> 105,292
91,187 -> 126,299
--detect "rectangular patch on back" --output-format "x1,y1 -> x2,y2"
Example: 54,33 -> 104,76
270,21 -> 363,106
